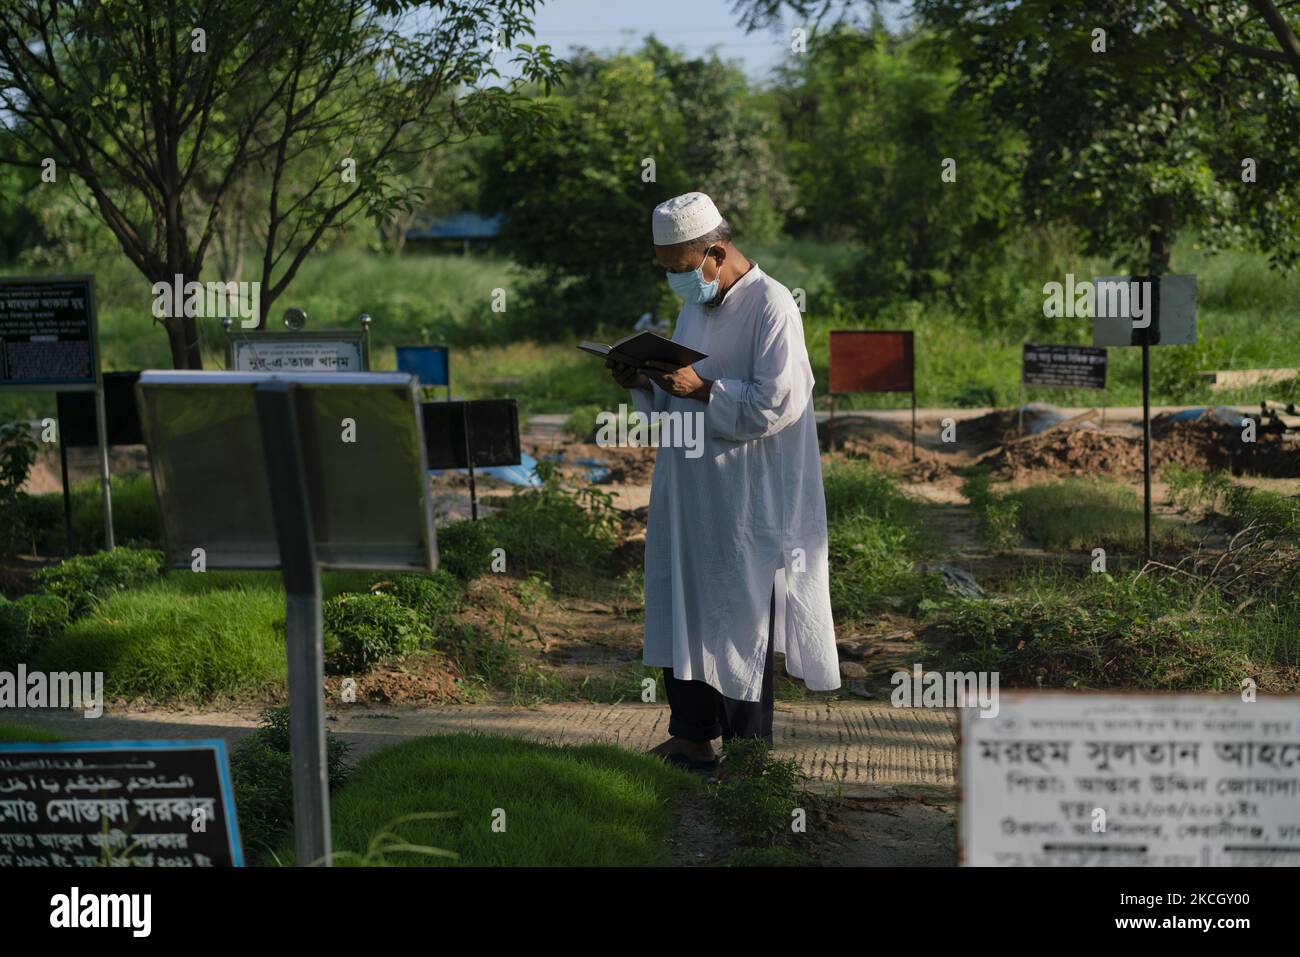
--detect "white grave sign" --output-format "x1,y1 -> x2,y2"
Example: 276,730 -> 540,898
230,337 -> 364,372
960,693 -> 1300,867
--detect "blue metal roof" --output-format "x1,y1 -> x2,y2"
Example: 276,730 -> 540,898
406,211 -> 502,241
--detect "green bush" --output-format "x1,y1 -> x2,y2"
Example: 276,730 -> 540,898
923,572 -> 1278,691
0,420 -> 38,554
1222,484 -> 1300,535
439,621 -> 520,689
707,738 -> 816,847
33,546 -> 163,618
0,598 -> 31,667
71,473 -> 163,549
0,593 -> 73,667
487,462 -> 618,576
323,592 -> 432,673
230,706 -> 353,864
436,519 -> 497,581
563,403 -> 603,443
368,570 -> 462,635
823,457 -> 921,525
1011,479 -> 1188,552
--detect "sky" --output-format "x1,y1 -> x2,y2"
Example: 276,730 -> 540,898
504,0 -> 804,82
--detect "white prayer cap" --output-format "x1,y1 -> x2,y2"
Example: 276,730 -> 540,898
652,192 -> 723,246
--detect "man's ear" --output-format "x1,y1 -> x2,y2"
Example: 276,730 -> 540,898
709,243 -> 727,267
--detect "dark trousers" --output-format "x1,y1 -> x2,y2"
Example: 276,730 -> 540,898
662,588 -> 775,747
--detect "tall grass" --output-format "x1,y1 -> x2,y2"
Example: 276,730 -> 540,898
821,457 -> 936,617
5,238 -> 1299,422
926,567 -> 1299,691
37,584 -> 287,702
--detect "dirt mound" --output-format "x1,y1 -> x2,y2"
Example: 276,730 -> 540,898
958,409 -> 1025,448
323,653 -> 463,705
826,424 -> 955,482
984,414 -> 1299,479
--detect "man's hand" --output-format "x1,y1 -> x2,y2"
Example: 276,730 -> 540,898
606,358 -> 650,391
642,360 -> 713,402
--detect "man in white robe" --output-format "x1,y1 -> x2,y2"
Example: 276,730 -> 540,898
607,191 -> 839,769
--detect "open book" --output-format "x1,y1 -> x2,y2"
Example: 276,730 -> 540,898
577,331 -> 707,370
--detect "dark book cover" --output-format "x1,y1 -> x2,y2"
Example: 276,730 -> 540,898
577,331 -> 707,370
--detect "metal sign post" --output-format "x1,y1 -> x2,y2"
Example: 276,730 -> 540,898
959,693 -> 1300,866
1019,344 -> 1110,439
1093,274 -> 1196,564
254,381 -> 330,866
93,375 -> 114,550
137,370 -> 437,866
421,399 -> 522,522
224,312 -> 371,373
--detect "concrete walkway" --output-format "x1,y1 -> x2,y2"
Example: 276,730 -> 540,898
8,699 -> 957,798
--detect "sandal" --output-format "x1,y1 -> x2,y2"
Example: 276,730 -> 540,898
663,751 -> 720,773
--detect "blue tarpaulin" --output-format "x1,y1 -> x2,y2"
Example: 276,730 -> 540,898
429,450 -> 543,487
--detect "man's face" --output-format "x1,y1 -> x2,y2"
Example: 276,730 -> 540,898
655,242 -> 722,282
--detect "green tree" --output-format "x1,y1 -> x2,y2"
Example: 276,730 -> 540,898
480,42 -> 793,337
738,0 -> 1300,275
915,0 -> 1300,274
775,23 -> 1022,304
0,1 -> 560,366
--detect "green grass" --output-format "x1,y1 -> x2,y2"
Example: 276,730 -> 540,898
1009,478 -> 1190,552
1165,465 -> 1300,534
37,583 -> 287,703
0,723 -> 64,743
926,567 -> 1299,691
280,733 -> 696,867
822,456 -> 937,617
5,236 -> 1296,426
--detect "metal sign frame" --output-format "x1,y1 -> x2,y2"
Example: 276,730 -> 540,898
1091,275 -> 1199,561
1017,344 -> 1110,436
827,329 -> 917,459
421,398 -> 523,520
0,274 -> 113,550
0,737 -> 244,866
136,370 -> 437,866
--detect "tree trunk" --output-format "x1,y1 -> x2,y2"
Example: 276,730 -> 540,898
164,314 -> 204,370
1147,195 -> 1175,277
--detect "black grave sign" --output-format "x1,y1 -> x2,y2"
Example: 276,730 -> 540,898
422,399 -> 522,470
1021,344 -> 1108,390
0,277 -> 98,388
56,371 -> 144,446
0,739 -> 243,867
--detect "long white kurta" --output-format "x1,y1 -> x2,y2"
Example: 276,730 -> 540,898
631,262 -> 839,702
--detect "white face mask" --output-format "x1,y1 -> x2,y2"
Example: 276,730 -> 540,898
665,245 -> 719,304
